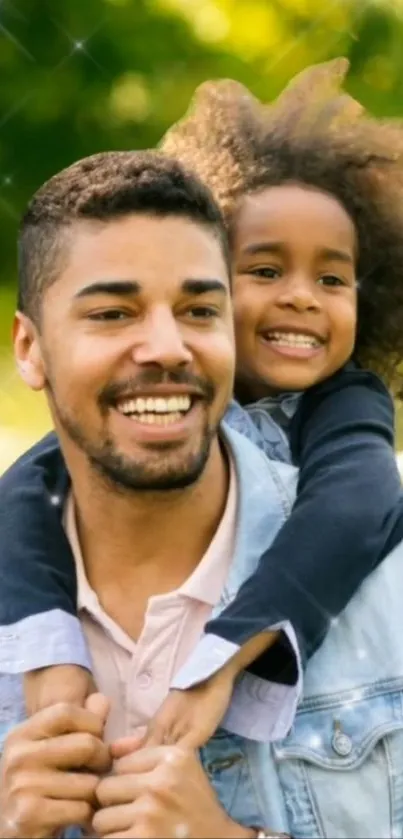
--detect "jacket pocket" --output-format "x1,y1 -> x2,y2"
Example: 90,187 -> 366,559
272,684 -> 403,839
200,728 -> 265,828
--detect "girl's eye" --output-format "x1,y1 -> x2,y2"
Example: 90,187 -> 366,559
318,275 -> 347,288
87,310 -> 130,321
249,266 -> 281,280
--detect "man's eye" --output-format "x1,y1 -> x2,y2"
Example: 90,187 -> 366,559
249,266 -> 281,280
87,310 -> 129,321
187,306 -> 218,319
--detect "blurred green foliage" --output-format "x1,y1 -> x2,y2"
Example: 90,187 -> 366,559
1,0 -> 403,468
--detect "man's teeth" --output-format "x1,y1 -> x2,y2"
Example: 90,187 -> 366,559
117,395 -> 192,421
129,412 -> 184,426
266,331 -> 321,348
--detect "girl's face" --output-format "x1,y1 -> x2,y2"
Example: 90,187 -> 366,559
232,183 -> 358,401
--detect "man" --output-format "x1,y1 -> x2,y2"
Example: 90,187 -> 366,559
1,150 -> 403,839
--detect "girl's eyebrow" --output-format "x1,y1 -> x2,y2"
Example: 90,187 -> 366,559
319,247 -> 354,265
242,241 -> 285,257
242,241 -> 354,265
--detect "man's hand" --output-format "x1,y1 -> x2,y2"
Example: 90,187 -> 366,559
0,693 -> 111,839
94,743 -> 255,839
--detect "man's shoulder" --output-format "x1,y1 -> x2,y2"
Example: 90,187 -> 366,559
224,400 -> 292,464
222,421 -> 298,503
214,425 -> 298,601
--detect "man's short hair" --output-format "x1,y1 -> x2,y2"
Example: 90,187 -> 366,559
18,150 -> 231,324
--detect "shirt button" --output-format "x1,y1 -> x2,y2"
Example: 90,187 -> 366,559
138,670 -> 152,689
332,729 -> 353,757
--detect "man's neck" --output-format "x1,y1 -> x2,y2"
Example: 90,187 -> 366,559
69,436 -> 230,615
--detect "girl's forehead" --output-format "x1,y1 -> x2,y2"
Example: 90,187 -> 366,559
233,183 -> 357,258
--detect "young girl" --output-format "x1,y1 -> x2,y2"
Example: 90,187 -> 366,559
2,59 -> 403,748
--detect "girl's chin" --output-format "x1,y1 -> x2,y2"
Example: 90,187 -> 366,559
235,369 -> 319,402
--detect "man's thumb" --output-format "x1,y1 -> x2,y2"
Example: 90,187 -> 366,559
85,692 -> 110,727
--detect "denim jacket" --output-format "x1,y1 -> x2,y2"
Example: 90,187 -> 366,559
1,426 -> 403,838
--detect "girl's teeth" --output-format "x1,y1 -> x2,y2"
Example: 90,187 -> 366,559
267,331 -> 321,348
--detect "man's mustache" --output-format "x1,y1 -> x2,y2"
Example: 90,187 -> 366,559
99,370 -> 215,407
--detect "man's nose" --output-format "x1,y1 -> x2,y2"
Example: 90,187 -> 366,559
131,307 -> 192,368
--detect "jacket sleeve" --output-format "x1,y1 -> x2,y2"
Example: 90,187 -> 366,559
206,368 -> 403,674
0,432 -> 77,624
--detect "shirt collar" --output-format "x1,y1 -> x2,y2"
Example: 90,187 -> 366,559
63,446 -> 237,612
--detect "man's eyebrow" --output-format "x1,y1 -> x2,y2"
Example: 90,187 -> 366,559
74,280 -> 141,299
181,278 -> 228,295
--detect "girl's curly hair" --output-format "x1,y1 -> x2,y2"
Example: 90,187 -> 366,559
161,58 -> 403,393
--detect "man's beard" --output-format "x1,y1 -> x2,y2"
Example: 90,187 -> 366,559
58,408 -> 215,492
48,393 -> 217,494
46,367 -> 221,492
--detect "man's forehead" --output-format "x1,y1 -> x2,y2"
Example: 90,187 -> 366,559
66,213 -> 224,252
53,214 -> 230,298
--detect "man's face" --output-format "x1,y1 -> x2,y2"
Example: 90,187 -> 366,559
15,214 -> 235,491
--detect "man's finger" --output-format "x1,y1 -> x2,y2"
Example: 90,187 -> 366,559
41,797 -> 95,832
96,772 -> 148,807
7,731 -> 111,773
41,731 -> 111,772
110,732 -> 146,761
6,702 -> 107,744
10,797 -> 94,836
84,692 -> 110,727
112,745 -> 180,776
93,802 -> 135,836
22,768 -> 101,802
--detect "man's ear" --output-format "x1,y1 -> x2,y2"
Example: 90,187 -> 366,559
13,311 -> 46,391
